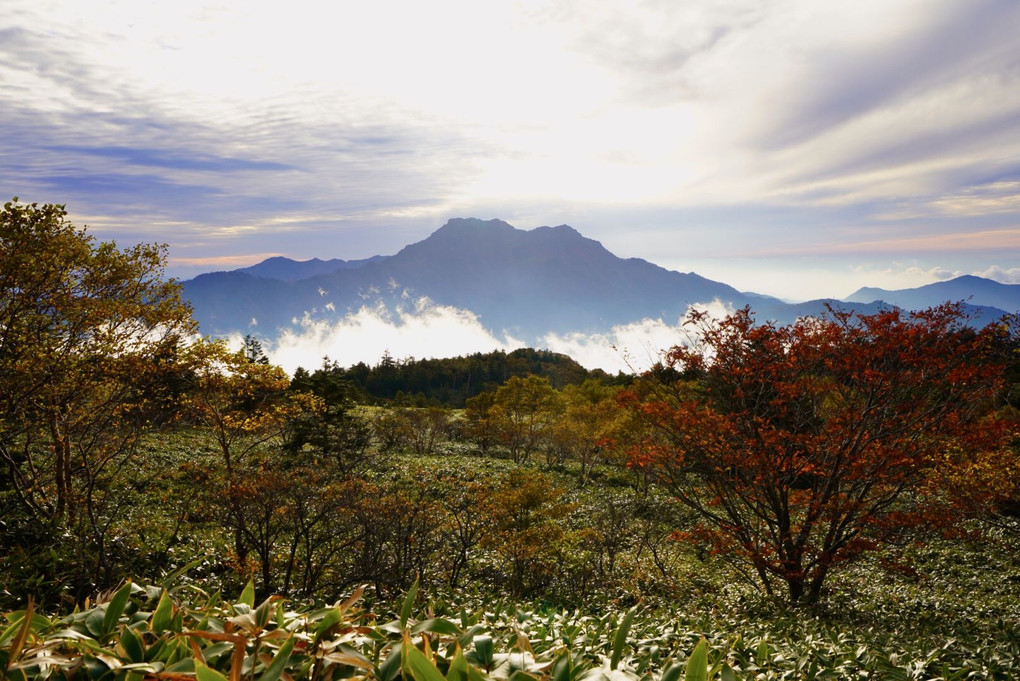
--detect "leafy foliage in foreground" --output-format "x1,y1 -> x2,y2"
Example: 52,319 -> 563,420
4,564 -> 1020,681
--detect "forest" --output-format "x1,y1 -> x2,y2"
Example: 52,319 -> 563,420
2,200 -> 1020,679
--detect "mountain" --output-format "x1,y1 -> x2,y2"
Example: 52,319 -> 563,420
846,275 -> 1020,312
235,255 -> 388,281
845,275 -> 1018,325
181,218 -> 975,344
182,218 -> 759,339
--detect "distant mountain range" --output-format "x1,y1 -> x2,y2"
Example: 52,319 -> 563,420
236,255 -> 389,281
181,218 -> 1019,344
846,276 -> 1020,317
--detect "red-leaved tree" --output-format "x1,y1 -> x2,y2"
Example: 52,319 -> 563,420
626,303 -> 1011,603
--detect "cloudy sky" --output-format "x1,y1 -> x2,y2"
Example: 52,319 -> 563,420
3,0 -> 1020,302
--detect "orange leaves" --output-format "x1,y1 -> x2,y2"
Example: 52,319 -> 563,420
623,303 -> 1014,603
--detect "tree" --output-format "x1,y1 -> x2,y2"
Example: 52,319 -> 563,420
243,334 -> 271,365
482,469 -> 572,597
627,304 -> 1009,603
464,391 -> 498,453
184,339 -> 313,593
0,199 -> 196,598
399,407 -> 450,456
286,359 -> 373,477
489,375 -> 562,463
552,379 -> 627,485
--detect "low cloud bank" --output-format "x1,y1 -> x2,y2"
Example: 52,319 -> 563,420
542,299 -> 735,374
266,299 -> 523,375
258,298 -> 734,376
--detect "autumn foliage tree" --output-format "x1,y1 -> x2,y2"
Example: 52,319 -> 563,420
489,375 -> 562,463
627,304 -> 1010,604
552,379 -> 627,485
183,339 -> 314,591
0,199 -> 197,597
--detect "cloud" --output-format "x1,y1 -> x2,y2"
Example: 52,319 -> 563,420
931,181 -> 1020,217
742,228 -> 1020,257
266,299 -> 525,375
46,145 -> 294,173
0,9 -> 485,250
974,265 -> 1020,285
541,300 -> 736,374
751,1 -> 1019,150
170,253 -> 285,269
254,296 -> 742,377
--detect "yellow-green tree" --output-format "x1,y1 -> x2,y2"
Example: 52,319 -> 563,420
0,199 -> 196,596
553,379 -> 627,485
483,469 -> 572,597
490,375 -> 562,463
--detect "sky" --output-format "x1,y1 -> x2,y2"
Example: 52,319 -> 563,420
3,0 -> 1020,307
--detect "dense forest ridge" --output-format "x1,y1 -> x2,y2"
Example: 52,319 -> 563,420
291,346 -> 630,407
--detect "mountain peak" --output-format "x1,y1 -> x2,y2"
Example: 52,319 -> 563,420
431,218 -> 516,237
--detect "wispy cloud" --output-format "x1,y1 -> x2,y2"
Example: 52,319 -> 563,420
170,253 -> 286,269
542,299 -> 737,373
975,265 -> 1020,285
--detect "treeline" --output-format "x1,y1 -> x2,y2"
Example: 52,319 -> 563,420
293,347 -> 631,407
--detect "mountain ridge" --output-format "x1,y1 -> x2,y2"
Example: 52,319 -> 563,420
846,275 -> 1020,313
181,218 -> 1016,345
236,254 -> 389,281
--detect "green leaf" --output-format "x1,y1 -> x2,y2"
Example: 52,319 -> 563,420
447,647 -> 469,681
195,660 -> 229,681
160,556 -> 207,591
467,665 -> 488,681
151,591 -> 173,633
237,580 -> 256,609
756,639 -> 769,668
684,639 -> 708,681
311,607 -> 342,648
400,577 -> 420,630
85,606 -> 106,637
259,635 -> 296,681
412,618 -> 462,637
551,651 -> 574,681
103,581 -> 134,636
720,662 -> 736,681
610,606 -> 638,670
253,596 -> 278,629
379,644 -> 403,681
1,600 -> 35,673
118,626 -> 145,663
472,635 -> 494,670
508,671 -> 540,681
659,662 -> 684,681
403,636 -> 448,681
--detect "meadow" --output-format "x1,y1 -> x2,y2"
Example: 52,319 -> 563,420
3,426 -> 1019,680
